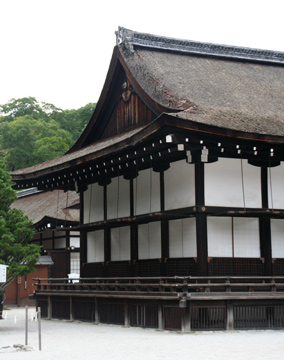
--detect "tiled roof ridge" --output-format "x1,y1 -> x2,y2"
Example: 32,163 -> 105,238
116,27 -> 284,64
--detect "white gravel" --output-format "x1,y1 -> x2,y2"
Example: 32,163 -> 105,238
0,306 -> 284,360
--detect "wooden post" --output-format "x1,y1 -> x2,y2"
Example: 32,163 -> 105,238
260,167 -> 272,276
195,162 -> 208,276
183,304 -> 191,333
70,296 -> 74,321
158,303 -> 163,330
25,306 -> 28,346
226,301 -> 234,330
37,307 -> 42,351
94,298 -> 99,324
47,296 -> 52,320
124,300 -> 130,327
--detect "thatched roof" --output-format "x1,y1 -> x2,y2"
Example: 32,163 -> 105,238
118,28 -> 284,136
11,27 -> 284,187
11,189 -> 79,225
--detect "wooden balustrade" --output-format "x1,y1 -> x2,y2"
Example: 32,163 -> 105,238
33,276 -> 284,301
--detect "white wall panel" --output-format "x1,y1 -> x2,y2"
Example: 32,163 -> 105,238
87,230 -> 104,263
169,218 -> 197,258
233,218 -> 260,257
268,163 -> 284,209
271,219 -> 284,258
83,183 -> 104,223
164,160 -> 195,210
134,169 -> 160,215
70,231 -> 80,248
207,217 -> 233,257
205,158 -> 261,208
70,237 -> 80,248
111,227 -> 130,261
107,176 -> 130,219
138,222 -> 161,259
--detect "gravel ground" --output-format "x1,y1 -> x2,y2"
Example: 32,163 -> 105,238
1,306 -> 284,360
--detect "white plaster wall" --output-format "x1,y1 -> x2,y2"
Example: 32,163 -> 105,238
169,218 -> 197,258
83,183 -> 104,223
134,169 -> 160,215
107,176 -> 130,219
70,231 -> 80,248
207,217 -> 233,257
70,237 -> 80,248
205,158 -> 261,208
87,230 -> 104,263
268,162 -> 284,209
111,226 -> 131,261
271,219 -> 284,258
207,217 -> 260,258
164,160 -> 195,210
138,222 -> 161,259
233,217 -> 260,257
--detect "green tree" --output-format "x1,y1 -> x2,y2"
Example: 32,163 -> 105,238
0,97 -> 44,122
54,102 -> 96,143
0,160 -> 40,304
0,116 -> 72,170
0,97 -> 96,171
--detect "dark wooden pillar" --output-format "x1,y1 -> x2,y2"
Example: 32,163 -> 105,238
104,229 -> 111,263
130,179 -> 138,275
66,230 -> 70,249
260,167 -> 272,275
195,162 -> 208,276
79,187 -> 87,275
160,171 -> 169,275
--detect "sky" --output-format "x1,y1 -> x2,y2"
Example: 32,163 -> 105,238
0,0 -> 283,110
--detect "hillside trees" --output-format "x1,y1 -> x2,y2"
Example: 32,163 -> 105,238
0,97 -> 96,171
0,160 -> 40,300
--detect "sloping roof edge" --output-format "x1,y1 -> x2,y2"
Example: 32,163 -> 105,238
11,114 -> 284,184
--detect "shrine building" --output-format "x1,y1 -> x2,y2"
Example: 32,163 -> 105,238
11,27 -> 284,331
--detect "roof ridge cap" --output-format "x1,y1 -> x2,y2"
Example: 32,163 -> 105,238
116,26 -> 284,64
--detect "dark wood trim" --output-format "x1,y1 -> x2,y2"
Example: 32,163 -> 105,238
66,230 -> 70,249
195,162 -> 208,276
131,224 -> 138,261
259,218 -> 272,276
261,167 -> 269,209
80,231 -> 87,274
80,188 -> 84,225
104,229 -> 111,263
52,230 -> 55,250
260,166 -> 272,275
104,185 -> 107,221
161,220 -> 169,270
195,162 -> 205,207
160,171 -> 165,211
130,179 -> 134,217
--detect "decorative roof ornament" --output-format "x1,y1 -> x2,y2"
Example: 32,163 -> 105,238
121,81 -> 133,102
115,26 -> 134,54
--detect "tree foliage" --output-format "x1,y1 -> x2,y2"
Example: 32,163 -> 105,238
0,160 -> 41,295
0,97 -> 96,171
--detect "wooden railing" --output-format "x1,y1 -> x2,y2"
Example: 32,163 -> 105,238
32,276 -> 284,300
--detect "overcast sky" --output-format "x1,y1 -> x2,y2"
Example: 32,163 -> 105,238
1,0 -> 283,110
